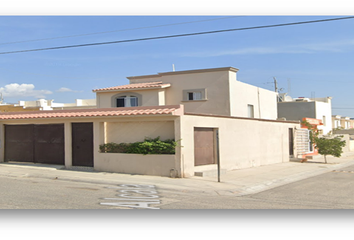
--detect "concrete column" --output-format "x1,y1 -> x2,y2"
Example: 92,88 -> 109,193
173,117 -> 182,178
0,123 -> 4,163
64,122 -> 72,168
93,121 -> 105,168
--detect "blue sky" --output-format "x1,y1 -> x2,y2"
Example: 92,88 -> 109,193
0,15 -> 353,116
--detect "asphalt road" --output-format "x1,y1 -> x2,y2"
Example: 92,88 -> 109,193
1,165 -> 354,209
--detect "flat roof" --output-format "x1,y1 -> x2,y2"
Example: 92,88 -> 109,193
127,67 -> 239,80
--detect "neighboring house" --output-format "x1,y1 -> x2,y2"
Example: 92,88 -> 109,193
332,115 -> 352,130
0,67 -> 301,177
278,96 -> 333,135
0,98 -> 96,112
297,118 -> 323,159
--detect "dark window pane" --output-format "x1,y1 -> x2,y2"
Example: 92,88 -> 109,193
117,98 -> 125,107
188,92 -> 194,100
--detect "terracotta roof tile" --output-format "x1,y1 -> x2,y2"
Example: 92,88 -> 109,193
0,105 -> 183,120
93,81 -> 171,92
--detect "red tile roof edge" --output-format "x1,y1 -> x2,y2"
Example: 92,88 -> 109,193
92,81 -> 171,92
0,105 -> 184,120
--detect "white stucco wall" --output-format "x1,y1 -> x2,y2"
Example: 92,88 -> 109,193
315,101 -> 332,135
178,114 -> 300,177
229,75 -> 278,119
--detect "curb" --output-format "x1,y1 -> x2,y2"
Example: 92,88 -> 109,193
230,159 -> 354,196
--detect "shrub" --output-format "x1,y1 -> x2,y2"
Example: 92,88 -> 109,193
99,137 -> 178,155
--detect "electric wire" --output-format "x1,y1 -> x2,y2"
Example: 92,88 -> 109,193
0,16 -> 354,55
0,16 -> 241,45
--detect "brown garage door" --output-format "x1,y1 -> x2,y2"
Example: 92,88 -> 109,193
194,127 -> 215,166
5,125 -> 34,162
34,124 -> 64,164
4,124 -> 65,165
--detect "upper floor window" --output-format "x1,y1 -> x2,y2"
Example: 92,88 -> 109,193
247,104 -> 254,118
188,91 -> 202,100
183,89 -> 206,101
116,96 -> 138,107
112,92 -> 142,108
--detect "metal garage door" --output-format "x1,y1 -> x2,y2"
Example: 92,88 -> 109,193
4,124 -> 65,165
194,127 -> 216,166
72,123 -> 94,167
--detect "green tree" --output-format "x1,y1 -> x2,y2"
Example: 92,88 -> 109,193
302,120 -> 346,163
315,136 -> 346,163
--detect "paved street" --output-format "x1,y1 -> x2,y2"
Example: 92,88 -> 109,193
1,163 -> 354,209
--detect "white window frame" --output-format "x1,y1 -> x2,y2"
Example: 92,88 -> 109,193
183,89 -> 207,101
116,95 -> 138,107
111,92 -> 142,108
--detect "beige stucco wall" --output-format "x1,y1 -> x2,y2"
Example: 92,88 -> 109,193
127,70 -> 233,116
95,153 -> 175,177
126,68 -> 277,119
161,71 -> 232,116
105,121 -> 175,143
95,68 -> 278,120
178,114 -> 300,177
96,89 -> 164,108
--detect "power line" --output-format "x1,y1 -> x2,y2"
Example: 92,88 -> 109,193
1,16 -> 354,55
0,16 -> 241,46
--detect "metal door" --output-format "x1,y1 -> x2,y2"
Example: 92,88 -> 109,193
5,125 -> 34,162
194,127 -> 215,166
72,123 -> 94,167
289,128 -> 294,156
34,124 -> 64,164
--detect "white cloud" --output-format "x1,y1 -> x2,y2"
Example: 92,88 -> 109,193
57,87 -> 74,92
56,87 -> 82,93
0,83 -> 52,98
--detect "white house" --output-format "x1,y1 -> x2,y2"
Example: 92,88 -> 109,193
278,97 -> 333,135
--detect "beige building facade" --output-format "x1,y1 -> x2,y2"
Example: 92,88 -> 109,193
0,67 -> 301,177
94,67 -> 278,120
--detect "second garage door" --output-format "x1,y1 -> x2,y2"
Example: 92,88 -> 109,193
5,124 -> 65,165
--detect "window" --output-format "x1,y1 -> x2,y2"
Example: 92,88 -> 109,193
188,91 -> 202,100
183,89 -> 206,101
322,116 -> 326,126
111,92 -> 141,108
116,96 -> 138,107
248,104 -> 254,118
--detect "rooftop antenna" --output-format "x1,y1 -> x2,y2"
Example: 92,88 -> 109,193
172,64 -> 175,72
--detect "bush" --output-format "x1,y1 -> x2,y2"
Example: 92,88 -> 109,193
99,137 -> 177,155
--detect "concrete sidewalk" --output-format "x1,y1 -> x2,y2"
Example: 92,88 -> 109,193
1,152 -> 354,197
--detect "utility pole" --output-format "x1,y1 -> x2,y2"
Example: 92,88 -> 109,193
273,77 -> 278,93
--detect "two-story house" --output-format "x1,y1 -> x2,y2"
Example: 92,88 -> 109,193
0,67 -> 300,177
